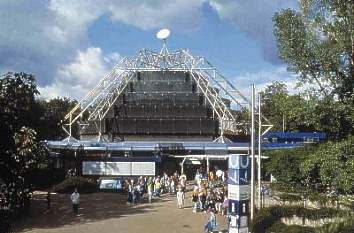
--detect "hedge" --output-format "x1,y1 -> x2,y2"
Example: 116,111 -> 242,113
53,176 -> 98,194
266,221 -> 315,233
250,206 -> 349,233
278,193 -> 303,203
28,168 -> 66,188
251,208 -> 277,233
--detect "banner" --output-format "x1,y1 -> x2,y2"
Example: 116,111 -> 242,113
82,161 -> 155,176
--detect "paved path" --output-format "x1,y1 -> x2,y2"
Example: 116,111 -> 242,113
14,190 -> 227,233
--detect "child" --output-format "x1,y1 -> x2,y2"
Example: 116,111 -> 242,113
176,187 -> 185,209
192,187 -> 199,213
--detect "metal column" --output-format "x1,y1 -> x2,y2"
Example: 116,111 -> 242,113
250,84 -> 255,220
258,93 -> 262,209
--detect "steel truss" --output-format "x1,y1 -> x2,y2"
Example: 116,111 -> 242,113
62,46 -> 272,142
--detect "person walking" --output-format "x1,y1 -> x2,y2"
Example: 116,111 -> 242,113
176,187 -> 185,209
204,207 -> 217,232
192,186 -> 199,213
155,178 -> 161,197
147,177 -> 153,203
70,188 -> 80,215
46,191 -> 51,210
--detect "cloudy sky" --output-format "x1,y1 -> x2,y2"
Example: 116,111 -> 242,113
0,0 -> 299,99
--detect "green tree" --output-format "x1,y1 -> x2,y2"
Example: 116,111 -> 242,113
0,72 -> 40,149
273,1 -> 354,138
264,147 -> 315,190
273,0 -> 354,100
37,97 -> 78,140
0,72 -> 48,212
261,82 -> 317,132
13,127 -> 48,176
301,136 -> 354,194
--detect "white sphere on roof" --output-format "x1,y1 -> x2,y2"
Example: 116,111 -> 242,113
156,28 -> 170,40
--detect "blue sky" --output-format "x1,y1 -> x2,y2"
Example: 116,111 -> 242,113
0,0 -> 299,99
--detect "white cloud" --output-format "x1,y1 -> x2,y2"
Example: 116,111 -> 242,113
0,0 -> 206,95
39,47 -> 117,99
1,0 -> 302,100
107,0 -> 205,31
232,66 -> 300,97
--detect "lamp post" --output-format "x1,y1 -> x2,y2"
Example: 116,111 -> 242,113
258,93 -> 262,209
250,84 -> 255,220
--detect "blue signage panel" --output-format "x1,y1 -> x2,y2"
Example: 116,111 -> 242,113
228,154 -> 250,233
228,168 -> 250,185
229,214 -> 249,232
228,200 -> 249,216
229,154 -> 249,170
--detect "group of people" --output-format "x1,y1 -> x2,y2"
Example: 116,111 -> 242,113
191,168 -> 228,232
67,168 -> 228,232
191,185 -> 227,215
124,171 -> 187,205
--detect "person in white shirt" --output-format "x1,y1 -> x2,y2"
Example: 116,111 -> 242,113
176,187 -> 185,209
70,188 -> 80,215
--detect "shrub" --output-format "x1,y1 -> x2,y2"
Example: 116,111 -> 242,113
279,193 -> 303,203
250,206 -> 348,233
53,176 -> 98,194
250,208 -> 277,233
28,168 -> 66,188
267,221 -> 315,233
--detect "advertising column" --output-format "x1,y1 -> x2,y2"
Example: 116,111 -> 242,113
228,154 -> 251,233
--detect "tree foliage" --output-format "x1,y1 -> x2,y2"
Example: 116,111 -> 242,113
301,136 -> 354,194
273,0 -> 354,139
265,136 -> 354,194
264,146 -> 314,190
0,72 -> 49,212
261,82 -> 317,132
0,72 -> 39,149
37,97 -> 78,140
273,0 -> 354,100
261,81 -> 353,138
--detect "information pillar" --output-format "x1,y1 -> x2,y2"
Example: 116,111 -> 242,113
228,154 -> 251,233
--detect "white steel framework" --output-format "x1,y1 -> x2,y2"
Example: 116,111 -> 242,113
62,46 -> 272,141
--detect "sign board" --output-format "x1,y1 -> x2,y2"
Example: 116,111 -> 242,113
228,168 -> 250,185
99,178 -> 123,190
82,161 -> 155,176
240,216 -> 248,228
82,161 -> 106,175
106,162 -> 131,176
228,184 -> 251,200
132,162 -> 155,176
229,154 -> 249,169
229,215 -> 238,227
228,227 -> 249,233
228,154 -> 250,233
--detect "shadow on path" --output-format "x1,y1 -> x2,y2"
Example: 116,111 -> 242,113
14,192 -> 166,232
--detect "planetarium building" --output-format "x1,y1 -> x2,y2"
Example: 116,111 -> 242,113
46,31 -> 264,178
